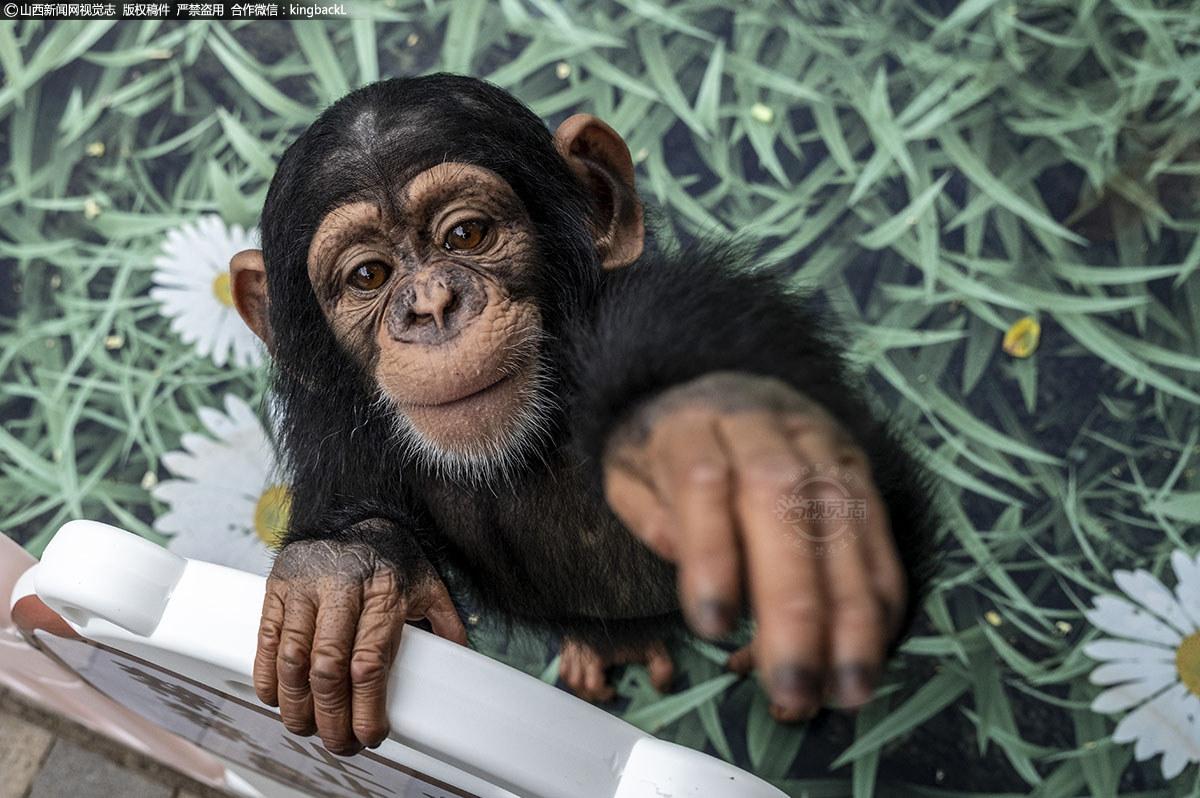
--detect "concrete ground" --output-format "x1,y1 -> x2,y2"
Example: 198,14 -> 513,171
0,685 -> 232,798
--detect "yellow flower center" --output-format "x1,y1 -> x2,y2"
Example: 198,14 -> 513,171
1178,631 -> 1200,697
253,485 -> 291,546
212,272 -> 235,307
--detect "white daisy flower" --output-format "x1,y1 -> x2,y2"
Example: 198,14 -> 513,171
1083,550 -> 1200,779
151,394 -> 289,576
150,215 -> 263,368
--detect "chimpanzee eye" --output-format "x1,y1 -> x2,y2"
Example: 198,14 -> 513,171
445,220 -> 489,251
347,261 -> 391,291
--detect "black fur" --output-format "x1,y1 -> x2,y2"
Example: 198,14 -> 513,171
257,73 -> 939,653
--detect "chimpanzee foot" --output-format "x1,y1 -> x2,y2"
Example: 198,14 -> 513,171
559,638 -> 675,703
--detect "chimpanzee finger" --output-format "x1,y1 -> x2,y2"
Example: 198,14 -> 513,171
787,424 -> 907,639
254,579 -> 288,707
649,413 -> 740,638
719,412 -> 826,722
787,424 -> 888,710
410,579 -> 469,646
559,644 -> 581,694
857,487 -> 908,640
309,582 -> 364,755
276,589 -> 320,736
347,570 -> 406,750
820,529 -> 886,709
582,654 -> 615,703
604,466 -> 674,559
559,640 -> 613,702
645,643 -> 675,693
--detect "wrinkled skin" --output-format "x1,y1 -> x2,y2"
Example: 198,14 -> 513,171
254,539 -> 466,755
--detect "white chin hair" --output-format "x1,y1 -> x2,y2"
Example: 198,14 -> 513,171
374,362 -> 557,486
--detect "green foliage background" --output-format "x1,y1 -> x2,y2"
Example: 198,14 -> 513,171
2,2 -> 1199,795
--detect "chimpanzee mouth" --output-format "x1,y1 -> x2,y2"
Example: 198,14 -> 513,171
401,356 -> 534,410
424,372 -> 514,407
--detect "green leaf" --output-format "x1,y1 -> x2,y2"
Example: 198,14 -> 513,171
693,39 -> 725,136
812,100 -> 858,178
858,66 -> 917,182
832,669 -> 970,768
206,32 -> 311,122
1056,312 -> 1200,404
857,173 -> 951,249
1070,683 -> 1128,798
938,128 -> 1086,244
696,699 -> 734,762
636,27 -> 708,140
216,109 -> 276,179
615,0 -> 715,41
622,672 -> 737,732
352,19 -> 379,84
724,53 -> 824,103
931,0 -> 1005,39
1146,491 -> 1200,523
873,356 -> 1061,465
293,22 -> 351,101
851,695 -> 889,798
441,0 -> 487,74
0,24 -> 24,95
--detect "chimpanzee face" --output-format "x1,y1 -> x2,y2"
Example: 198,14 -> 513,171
230,76 -> 643,480
303,162 -> 551,467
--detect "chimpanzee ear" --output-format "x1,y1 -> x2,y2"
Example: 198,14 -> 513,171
230,249 -> 273,353
553,114 -> 644,270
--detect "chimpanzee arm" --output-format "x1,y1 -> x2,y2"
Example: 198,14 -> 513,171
563,246 -> 938,718
568,246 -> 870,462
567,247 -> 935,563
277,498 -> 440,582
256,494 -> 466,754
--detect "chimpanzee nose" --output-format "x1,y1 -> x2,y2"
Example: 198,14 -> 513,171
386,266 -> 486,345
411,277 -> 456,330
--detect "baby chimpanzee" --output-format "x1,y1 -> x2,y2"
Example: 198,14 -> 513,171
229,73 -> 937,755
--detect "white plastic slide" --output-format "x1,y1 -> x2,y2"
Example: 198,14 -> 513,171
8,520 -> 787,798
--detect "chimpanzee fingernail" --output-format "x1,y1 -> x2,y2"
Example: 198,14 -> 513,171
691,598 -> 733,637
770,665 -> 822,718
834,663 -> 875,709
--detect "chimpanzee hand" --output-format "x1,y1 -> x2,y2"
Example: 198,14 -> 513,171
603,372 -> 906,722
254,539 -> 467,755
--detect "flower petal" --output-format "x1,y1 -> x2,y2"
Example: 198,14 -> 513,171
1112,683 -> 1200,775
1162,742 -> 1190,780
224,394 -> 258,429
1086,595 -> 1182,647
1172,550 -> 1200,631
1116,568 -> 1196,636
198,406 -> 242,440
1091,676 -> 1174,713
1089,661 -> 1176,687
230,324 -> 264,368
1084,639 -> 1176,664
150,215 -> 265,366
152,394 -> 279,575
209,319 -> 232,366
